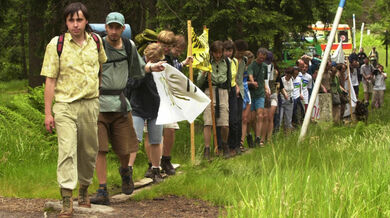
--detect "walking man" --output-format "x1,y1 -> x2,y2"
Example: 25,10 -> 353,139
90,12 -> 146,205
41,2 -> 107,217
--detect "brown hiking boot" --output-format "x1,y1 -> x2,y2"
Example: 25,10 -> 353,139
78,184 -> 91,208
59,188 -> 73,218
119,166 -> 134,195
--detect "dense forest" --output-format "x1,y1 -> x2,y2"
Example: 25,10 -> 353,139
0,0 -> 389,85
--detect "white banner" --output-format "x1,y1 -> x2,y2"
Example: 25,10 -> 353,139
343,72 -> 357,117
153,64 -> 211,125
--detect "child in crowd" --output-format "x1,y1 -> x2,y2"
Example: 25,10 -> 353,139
130,43 -> 165,183
197,40 -> 230,159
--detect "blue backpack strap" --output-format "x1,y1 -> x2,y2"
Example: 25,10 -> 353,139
57,34 -> 65,58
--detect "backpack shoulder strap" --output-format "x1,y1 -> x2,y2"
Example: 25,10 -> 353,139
57,34 -> 65,58
225,57 -> 231,85
122,37 -> 132,58
91,32 -> 101,52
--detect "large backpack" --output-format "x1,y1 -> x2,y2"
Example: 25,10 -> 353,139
201,57 -> 231,91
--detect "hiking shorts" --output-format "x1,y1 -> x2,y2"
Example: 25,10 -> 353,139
98,112 -> 139,155
363,81 -> 373,93
250,97 -> 265,111
163,122 -> 180,129
132,116 -> 163,145
203,87 -> 229,126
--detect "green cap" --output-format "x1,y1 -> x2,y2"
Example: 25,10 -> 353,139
106,12 -> 125,26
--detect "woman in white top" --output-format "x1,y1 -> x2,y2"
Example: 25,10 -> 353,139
279,67 -> 295,132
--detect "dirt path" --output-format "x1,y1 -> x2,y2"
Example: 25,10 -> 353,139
0,195 -> 220,218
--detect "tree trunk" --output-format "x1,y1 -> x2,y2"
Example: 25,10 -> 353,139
28,0 -> 48,87
20,12 -> 27,79
273,32 -> 283,62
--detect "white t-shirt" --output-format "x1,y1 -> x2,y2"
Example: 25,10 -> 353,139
292,73 -> 302,99
301,73 -> 312,104
373,72 -> 387,91
281,76 -> 294,101
351,67 -> 359,86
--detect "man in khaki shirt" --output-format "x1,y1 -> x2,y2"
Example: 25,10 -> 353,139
40,2 -> 107,217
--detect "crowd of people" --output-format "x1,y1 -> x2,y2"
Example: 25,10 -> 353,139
40,2 -> 386,217
197,43 -> 387,159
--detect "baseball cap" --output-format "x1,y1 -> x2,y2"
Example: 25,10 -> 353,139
106,12 -> 125,26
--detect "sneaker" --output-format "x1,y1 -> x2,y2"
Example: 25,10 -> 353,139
247,134 -> 254,148
78,185 -> 91,208
119,166 -> 134,195
203,147 -> 210,160
90,188 -> 110,205
161,156 -> 176,175
151,167 -> 163,183
255,136 -> 261,147
59,188 -> 73,218
144,163 -> 153,178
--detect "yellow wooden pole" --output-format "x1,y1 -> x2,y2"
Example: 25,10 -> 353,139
187,20 -> 196,164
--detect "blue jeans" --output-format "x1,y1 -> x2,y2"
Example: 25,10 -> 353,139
132,116 -> 163,144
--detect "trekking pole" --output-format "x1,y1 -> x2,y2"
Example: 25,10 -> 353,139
299,0 -> 346,142
187,20 -> 196,164
208,71 -> 219,155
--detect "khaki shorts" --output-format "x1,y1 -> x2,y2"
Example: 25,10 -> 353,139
164,122 -> 180,129
98,111 -> 139,155
264,93 -> 278,108
363,81 -> 373,93
203,87 -> 229,126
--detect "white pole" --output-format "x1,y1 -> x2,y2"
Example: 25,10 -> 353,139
299,0 -> 346,142
353,14 -> 356,49
359,23 -> 364,50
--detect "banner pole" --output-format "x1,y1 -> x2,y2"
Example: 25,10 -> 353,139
187,20 -> 196,164
299,0 -> 346,142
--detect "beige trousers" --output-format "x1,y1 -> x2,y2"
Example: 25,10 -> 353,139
53,98 -> 99,190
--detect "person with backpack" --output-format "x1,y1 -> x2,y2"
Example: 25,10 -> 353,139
142,30 -> 175,178
130,43 -> 166,183
197,40 -> 231,159
247,48 -> 269,147
40,2 -> 107,217
90,12 -> 154,206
